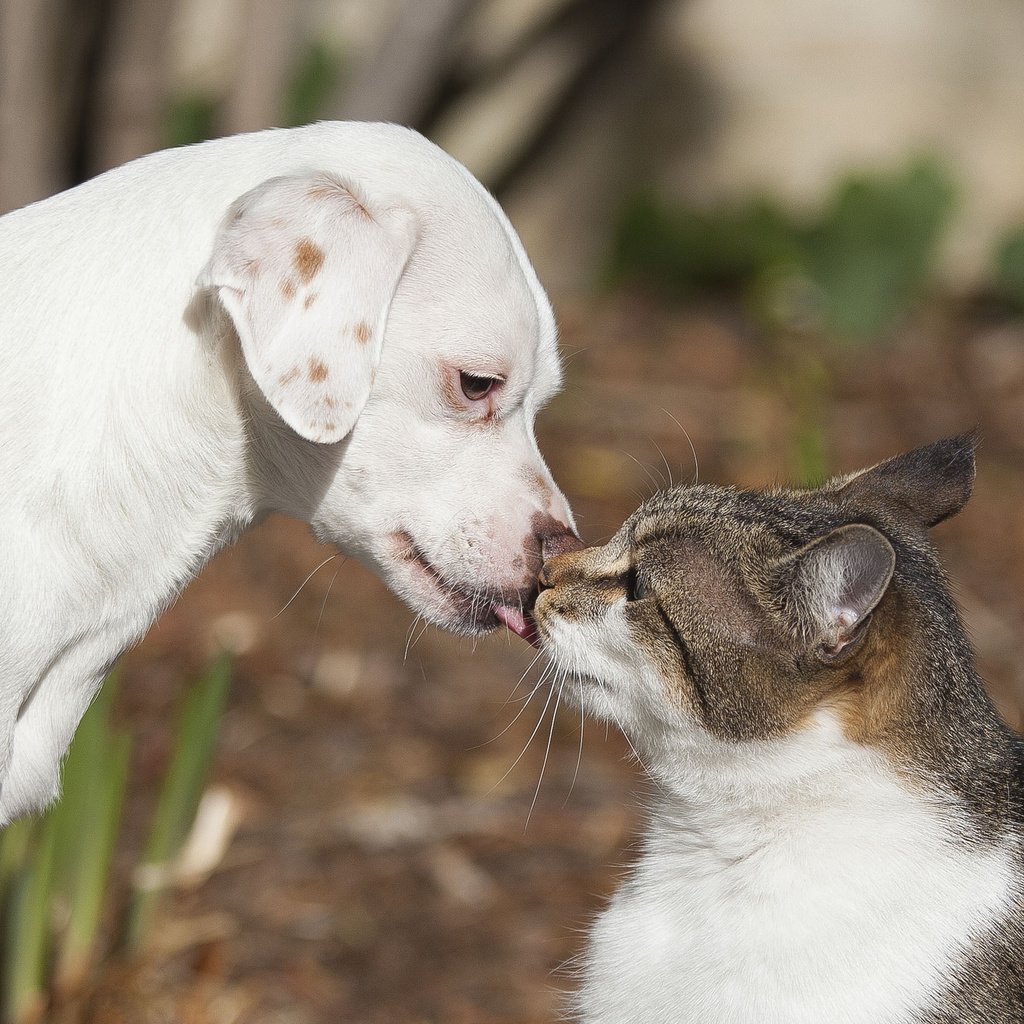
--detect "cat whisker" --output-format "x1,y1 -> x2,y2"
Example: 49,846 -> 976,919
471,684 -> 544,749
661,407 -> 699,484
650,437 -> 675,489
526,678 -> 563,830
502,648 -> 548,704
620,449 -> 664,496
487,669 -> 560,798
563,682 -> 586,808
468,655 -> 557,753
472,665 -> 553,750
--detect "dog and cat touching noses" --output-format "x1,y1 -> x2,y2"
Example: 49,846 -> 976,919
1,122 -> 1021,1021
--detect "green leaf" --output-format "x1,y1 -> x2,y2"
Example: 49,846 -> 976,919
165,93 -> 218,148
606,156 -> 957,342
801,157 -> 956,341
126,655 -> 232,950
285,40 -> 343,127
54,730 -> 131,995
607,192 -> 799,296
2,812 -> 58,1024
992,228 -> 1024,311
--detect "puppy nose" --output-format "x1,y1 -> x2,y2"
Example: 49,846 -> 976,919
538,562 -> 555,590
535,518 -> 584,588
541,526 -> 584,562
527,514 -> 583,582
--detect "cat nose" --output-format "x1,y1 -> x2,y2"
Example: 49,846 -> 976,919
539,545 -> 585,589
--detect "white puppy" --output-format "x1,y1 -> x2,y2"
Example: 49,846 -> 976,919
0,121 -> 577,824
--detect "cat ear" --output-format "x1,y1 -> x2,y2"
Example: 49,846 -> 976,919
780,524 -> 896,662
834,434 -> 977,530
198,173 -> 417,444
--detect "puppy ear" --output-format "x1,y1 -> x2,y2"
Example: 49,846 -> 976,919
198,173 -> 417,443
777,524 -> 896,662
834,434 -> 977,530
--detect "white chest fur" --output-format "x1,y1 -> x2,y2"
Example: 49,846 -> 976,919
575,713 -> 1018,1024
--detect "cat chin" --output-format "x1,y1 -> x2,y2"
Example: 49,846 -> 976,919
552,659 -> 688,753
570,676 -> 627,721
541,643 -> 648,723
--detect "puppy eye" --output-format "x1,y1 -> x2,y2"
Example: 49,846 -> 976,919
460,371 -> 500,401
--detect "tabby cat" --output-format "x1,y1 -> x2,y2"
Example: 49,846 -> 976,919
534,436 -> 1024,1024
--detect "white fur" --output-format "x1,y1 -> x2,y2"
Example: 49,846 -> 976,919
540,600 -> 1019,1024
0,122 -> 573,823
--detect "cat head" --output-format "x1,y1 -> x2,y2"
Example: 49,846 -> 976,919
533,435 -> 977,756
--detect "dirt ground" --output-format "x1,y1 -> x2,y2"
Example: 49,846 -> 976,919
84,291 -> 1024,1023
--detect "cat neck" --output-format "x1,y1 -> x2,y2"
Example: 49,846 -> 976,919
644,706 -> 905,822
640,697 -> 1021,850
581,707 -> 1022,1024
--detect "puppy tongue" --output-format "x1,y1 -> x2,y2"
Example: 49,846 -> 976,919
493,604 -> 539,646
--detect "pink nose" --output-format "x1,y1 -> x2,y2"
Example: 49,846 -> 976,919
527,513 -> 583,573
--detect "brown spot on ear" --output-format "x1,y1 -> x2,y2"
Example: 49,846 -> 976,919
279,366 -> 301,387
353,321 -> 372,344
308,358 -> 329,383
294,239 -> 325,283
243,257 -> 261,277
321,395 -> 337,409
324,422 -> 336,432
281,278 -> 297,300
304,292 -> 318,310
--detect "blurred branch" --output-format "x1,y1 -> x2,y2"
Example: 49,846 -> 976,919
0,0 -> 157,210
338,0 -> 481,126
489,0 -> 665,196
0,0 -> 65,212
57,0 -> 117,182
430,0 -> 666,195
88,0 -> 175,172
223,0 -> 303,135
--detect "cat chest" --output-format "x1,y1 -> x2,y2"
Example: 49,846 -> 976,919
579,793 -> 1018,1024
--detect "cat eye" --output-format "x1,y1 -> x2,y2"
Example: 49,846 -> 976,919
625,569 -> 648,602
460,371 -> 501,401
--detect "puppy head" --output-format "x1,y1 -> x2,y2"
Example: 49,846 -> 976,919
201,169 -> 577,636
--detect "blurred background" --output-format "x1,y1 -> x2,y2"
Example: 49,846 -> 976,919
4,0 -> 1024,1021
